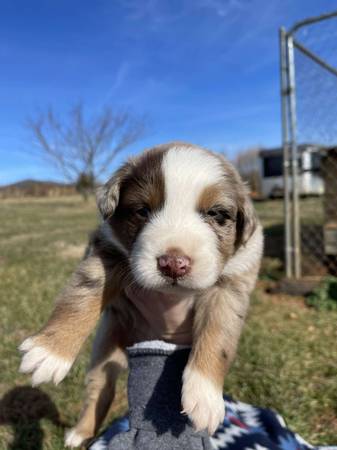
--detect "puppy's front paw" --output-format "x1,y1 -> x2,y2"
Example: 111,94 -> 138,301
182,366 -> 225,435
65,427 -> 91,448
19,337 -> 72,386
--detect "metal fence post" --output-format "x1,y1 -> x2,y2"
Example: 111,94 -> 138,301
286,35 -> 301,278
279,28 -> 293,278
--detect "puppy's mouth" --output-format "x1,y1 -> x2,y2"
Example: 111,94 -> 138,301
159,272 -> 183,285
166,277 -> 182,288
156,273 -> 197,294
159,271 -> 186,286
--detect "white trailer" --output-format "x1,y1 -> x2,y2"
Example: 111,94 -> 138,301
259,145 -> 324,198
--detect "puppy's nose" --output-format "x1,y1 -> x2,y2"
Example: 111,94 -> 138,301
157,253 -> 191,279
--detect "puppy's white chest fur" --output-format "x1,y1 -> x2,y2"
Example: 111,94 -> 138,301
125,286 -> 195,345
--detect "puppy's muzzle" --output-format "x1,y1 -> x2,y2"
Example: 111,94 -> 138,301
157,251 -> 191,279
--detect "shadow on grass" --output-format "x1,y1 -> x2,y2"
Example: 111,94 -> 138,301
0,386 -> 66,450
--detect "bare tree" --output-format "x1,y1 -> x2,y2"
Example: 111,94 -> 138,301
27,102 -> 146,199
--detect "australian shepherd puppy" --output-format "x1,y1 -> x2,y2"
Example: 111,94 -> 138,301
19,142 -> 263,447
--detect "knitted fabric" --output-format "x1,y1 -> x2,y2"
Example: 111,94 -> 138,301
105,344 -> 213,450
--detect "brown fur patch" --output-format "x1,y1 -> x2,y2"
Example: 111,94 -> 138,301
197,183 -> 237,263
109,148 -> 166,250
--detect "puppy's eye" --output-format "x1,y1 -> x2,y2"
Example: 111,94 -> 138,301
136,206 -> 151,218
207,209 -> 219,217
206,208 -> 231,225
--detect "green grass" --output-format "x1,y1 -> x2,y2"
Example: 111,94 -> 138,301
0,196 -> 336,449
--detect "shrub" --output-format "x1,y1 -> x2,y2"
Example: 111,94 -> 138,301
306,276 -> 337,311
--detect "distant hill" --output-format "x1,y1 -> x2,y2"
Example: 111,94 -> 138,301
0,179 -> 77,198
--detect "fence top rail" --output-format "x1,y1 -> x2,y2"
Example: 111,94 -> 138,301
288,10 -> 337,35
293,38 -> 337,78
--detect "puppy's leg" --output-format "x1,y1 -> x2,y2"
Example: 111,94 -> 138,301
19,251 -> 125,386
65,308 -> 127,448
182,280 -> 250,434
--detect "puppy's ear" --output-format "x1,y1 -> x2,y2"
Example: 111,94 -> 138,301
96,161 -> 134,220
235,186 -> 258,249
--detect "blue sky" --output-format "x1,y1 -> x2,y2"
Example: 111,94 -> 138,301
1,0 -> 337,185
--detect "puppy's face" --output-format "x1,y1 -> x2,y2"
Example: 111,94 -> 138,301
98,143 -> 256,292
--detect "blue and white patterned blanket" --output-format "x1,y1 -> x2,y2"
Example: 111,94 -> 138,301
90,396 -> 336,450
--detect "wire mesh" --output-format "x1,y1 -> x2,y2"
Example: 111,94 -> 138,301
292,16 -> 337,277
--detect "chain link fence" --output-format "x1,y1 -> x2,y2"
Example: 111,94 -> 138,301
280,11 -> 337,279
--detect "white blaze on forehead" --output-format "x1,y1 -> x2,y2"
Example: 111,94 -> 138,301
162,146 -> 224,213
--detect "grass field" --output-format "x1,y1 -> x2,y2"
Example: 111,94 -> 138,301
0,196 -> 336,449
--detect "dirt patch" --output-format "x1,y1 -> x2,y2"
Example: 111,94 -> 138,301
256,283 -> 307,308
